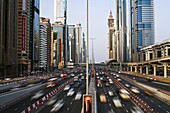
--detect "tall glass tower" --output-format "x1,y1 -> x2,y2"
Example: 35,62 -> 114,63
132,0 -> 155,61
54,0 -> 66,23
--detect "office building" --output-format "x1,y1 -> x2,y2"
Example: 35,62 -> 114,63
17,0 -> 32,75
39,20 -> 47,70
82,33 -> 86,63
51,22 -> 64,68
29,0 -> 40,71
132,0 -> 155,62
0,0 -> 18,78
67,25 -> 76,63
75,23 -> 83,63
54,0 -> 66,24
116,0 -> 131,62
108,11 -> 117,61
40,17 -> 51,71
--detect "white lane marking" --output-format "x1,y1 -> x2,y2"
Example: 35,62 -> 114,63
151,100 -> 153,103
111,109 -> 113,112
145,96 -> 148,98
122,104 -> 124,106
126,110 -> 128,112
70,102 -> 72,105
166,111 -> 169,113
109,104 -> 111,106
14,108 -> 17,111
67,108 -> 70,110
158,105 -> 161,108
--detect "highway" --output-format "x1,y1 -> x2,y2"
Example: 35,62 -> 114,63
0,75 -> 73,113
37,75 -> 86,113
108,71 -> 170,113
96,72 -> 137,113
0,68 -> 170,113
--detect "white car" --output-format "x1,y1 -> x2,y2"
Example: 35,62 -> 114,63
125,84 -> 130,88
113,98 -> 122,108
47,99 -> 57,106
64,85 -> 70,91
75,92 -> 82,100
67,88 -> 75,96
108,90 -> 114,96
31,91 -> 44,100
50,99 -> 64,112
130,87 -> 140,94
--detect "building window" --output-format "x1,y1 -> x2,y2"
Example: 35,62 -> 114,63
168,49 -> 170,56
157,51 -> 161,58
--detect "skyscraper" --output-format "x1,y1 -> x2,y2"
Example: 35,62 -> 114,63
67,25 -> 76,63
51,22 -> 64,68
54,0 -> 66,24
108,11 -> 117,61
39,19 -> 47,70
116,0 -> 132,62
29,0 -> 40,72
0,0 -> 18,78
54,0 -> 67,67
40,17 -> 51,72
75,23 -> 83,63
17,0 -> 31,75
132,0 -> 155,62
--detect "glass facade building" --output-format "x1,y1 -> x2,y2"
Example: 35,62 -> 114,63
117,0 -> 132,62
29,0 -> 40,71
132,0 -> 154,61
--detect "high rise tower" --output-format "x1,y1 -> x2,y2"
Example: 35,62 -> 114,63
54,0 -> 66,23
108,11 -> 117,61
0,0 -> 18,78
132,0 -> 155,62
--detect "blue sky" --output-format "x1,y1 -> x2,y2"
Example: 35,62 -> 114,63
40,0 -> 170,62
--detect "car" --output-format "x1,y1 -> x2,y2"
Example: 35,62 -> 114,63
144,90 -> 154,96
105,83 -> 110,87
75,91 -> 82,100
117,78 -> 121,82
31,91 -> 44,100
100,93 -> 107,103
47,98 -> 57,106
130,87 -> 140,94
67,88 -> 75,96
108,90 -> 114,96
113,98 -> 122,108
125,84 -> 130,88
64,85 -> 70,91
130,106 -> 143,113
97,83 -> 102,87
50,99 -> 64,112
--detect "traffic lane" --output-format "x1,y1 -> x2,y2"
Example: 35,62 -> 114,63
104,81 -> 136,113
38,79 -> 85,113
0,82 -> 20,91
0,82 -> 43,96
58,81 -> 85,113
0,83 -> 44,106
120,78 -> 170,113
122,73 -> 170,92
1,77 -> 71,113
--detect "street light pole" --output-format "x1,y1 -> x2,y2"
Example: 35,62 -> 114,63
86,0 -> 89,95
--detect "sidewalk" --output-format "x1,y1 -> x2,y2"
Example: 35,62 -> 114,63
89,77 -> 97,113
121,71 -> 170,83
